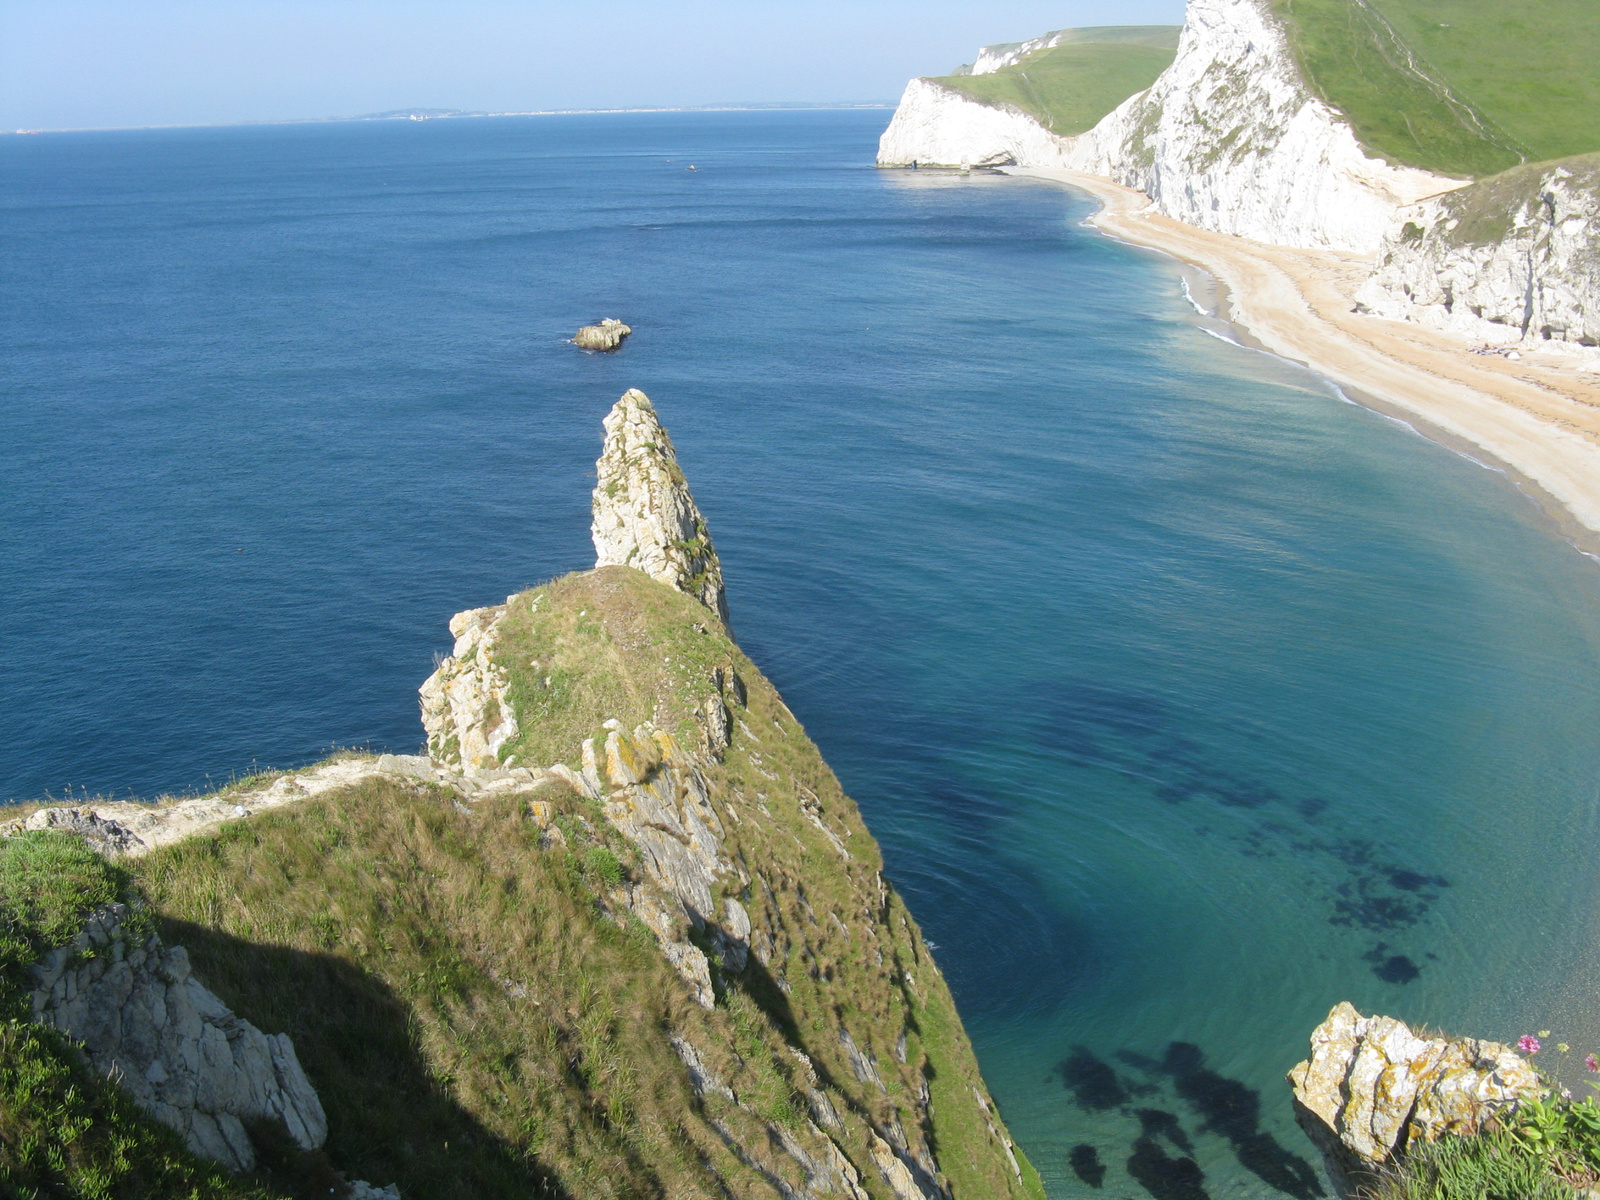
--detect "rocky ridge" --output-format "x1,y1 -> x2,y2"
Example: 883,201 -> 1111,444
591,387 -> 730,625
407,388 -> 1040,1199
11,388 -> 1038,1199
1289,1002 -> 1544,1194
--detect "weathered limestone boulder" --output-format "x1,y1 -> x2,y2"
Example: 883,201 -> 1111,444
420,602 -> 520,769
591,389 -> 729,625
572,318 -> 631,351
1289,1002 -> 1544,1193
31,905 -> 328,1174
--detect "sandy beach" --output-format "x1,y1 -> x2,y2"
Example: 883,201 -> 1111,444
1013,167 -> 1600,551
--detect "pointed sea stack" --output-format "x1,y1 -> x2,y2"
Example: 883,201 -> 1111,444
591,388 -> 729,626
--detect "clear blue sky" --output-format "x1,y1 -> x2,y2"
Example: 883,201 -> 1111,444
0,1 -> 1185,130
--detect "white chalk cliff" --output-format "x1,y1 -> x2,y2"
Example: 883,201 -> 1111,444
1358,157 -> 1600,355
878,0 -> 1461,253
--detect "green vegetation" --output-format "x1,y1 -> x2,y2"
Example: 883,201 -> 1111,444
0,567 -> 1040,1200
934,27 -> 1180,137
1270,0 -> 1600,177
0,833 -> 275,1199
1419,150 -> 1600,249
1374,1125 -> 1578,1200
1366,0 -> 1600,164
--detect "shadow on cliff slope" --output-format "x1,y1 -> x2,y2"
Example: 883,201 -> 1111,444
159,917 -> 572,1200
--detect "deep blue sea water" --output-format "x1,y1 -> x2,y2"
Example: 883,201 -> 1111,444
7,110 -> 1600,1198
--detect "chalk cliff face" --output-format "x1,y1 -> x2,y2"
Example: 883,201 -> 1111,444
592,388 -> 729,625
878,0 -> 1459,253
1358,156 -> 1600,356
1060,0 -> 1459,252
1289,1003 -> 1543,1194
971,30 -> 1071,76
877,78 -> 1071,171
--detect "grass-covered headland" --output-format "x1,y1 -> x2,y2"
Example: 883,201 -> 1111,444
1,566 -> 1044,1200
934,27 -> 1180,138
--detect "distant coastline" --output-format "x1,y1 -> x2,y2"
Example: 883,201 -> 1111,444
4,102 -> 894,137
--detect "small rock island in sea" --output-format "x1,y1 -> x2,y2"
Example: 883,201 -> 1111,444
572,317 -> 631,352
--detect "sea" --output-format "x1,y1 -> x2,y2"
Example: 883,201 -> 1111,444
6,109 -> 1600,1199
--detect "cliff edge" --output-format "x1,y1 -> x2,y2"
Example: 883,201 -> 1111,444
1,389 -> 1043,1200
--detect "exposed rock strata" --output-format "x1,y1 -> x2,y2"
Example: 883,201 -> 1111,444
1358,156 -> 1600,359
591,388 -> 729,624
30,905 -> 329,1174
1288,1002 -> 1543,1193
420,602 -> 520,768
572,318 -> 631,351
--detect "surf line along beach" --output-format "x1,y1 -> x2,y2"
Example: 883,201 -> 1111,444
1010,167 -> 1600,553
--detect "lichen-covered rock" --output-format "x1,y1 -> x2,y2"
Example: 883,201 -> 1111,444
572,318 -> 631,351
1288,1002 -> 1543,1192
31,906 -> 328,1174
597,721 -> 746,1004
420,602 -> 520,769
1357,154 -> 1600,360
591,389 -> 729,625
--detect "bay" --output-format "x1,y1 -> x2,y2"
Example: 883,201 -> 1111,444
5,109 -> 1600,1198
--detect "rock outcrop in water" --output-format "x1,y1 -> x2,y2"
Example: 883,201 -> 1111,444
572,318 -> 631,351
1288,1002 -> 1543,1193
591,387 -> 730,624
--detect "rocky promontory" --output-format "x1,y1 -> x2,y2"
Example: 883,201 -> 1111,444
2,388 -> 1043,1200
1289,1002 -> 1544,1195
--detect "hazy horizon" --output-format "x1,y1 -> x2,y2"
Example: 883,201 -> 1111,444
0,0 -> 1184,132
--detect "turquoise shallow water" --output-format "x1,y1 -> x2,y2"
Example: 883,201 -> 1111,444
5,110 -> 1600,1198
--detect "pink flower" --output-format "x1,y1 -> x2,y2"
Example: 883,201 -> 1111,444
1519,1035 -> 1542,1054
1586,1055 -> 1598,1072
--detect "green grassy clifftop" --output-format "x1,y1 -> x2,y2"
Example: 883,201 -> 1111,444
1269,0 -> 1600,177
934,27 -> 1180,137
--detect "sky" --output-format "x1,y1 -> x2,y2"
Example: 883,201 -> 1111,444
0,1 -> 1185,130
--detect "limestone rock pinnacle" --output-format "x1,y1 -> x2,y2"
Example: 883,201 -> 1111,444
591,389 -> 729,625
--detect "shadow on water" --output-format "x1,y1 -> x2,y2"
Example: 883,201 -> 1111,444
1028,680 -> 1450,985
1128,1137 -> 1209,1200
1058,1044 -> 1323,1200
1069,1143 -> 1107,1188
